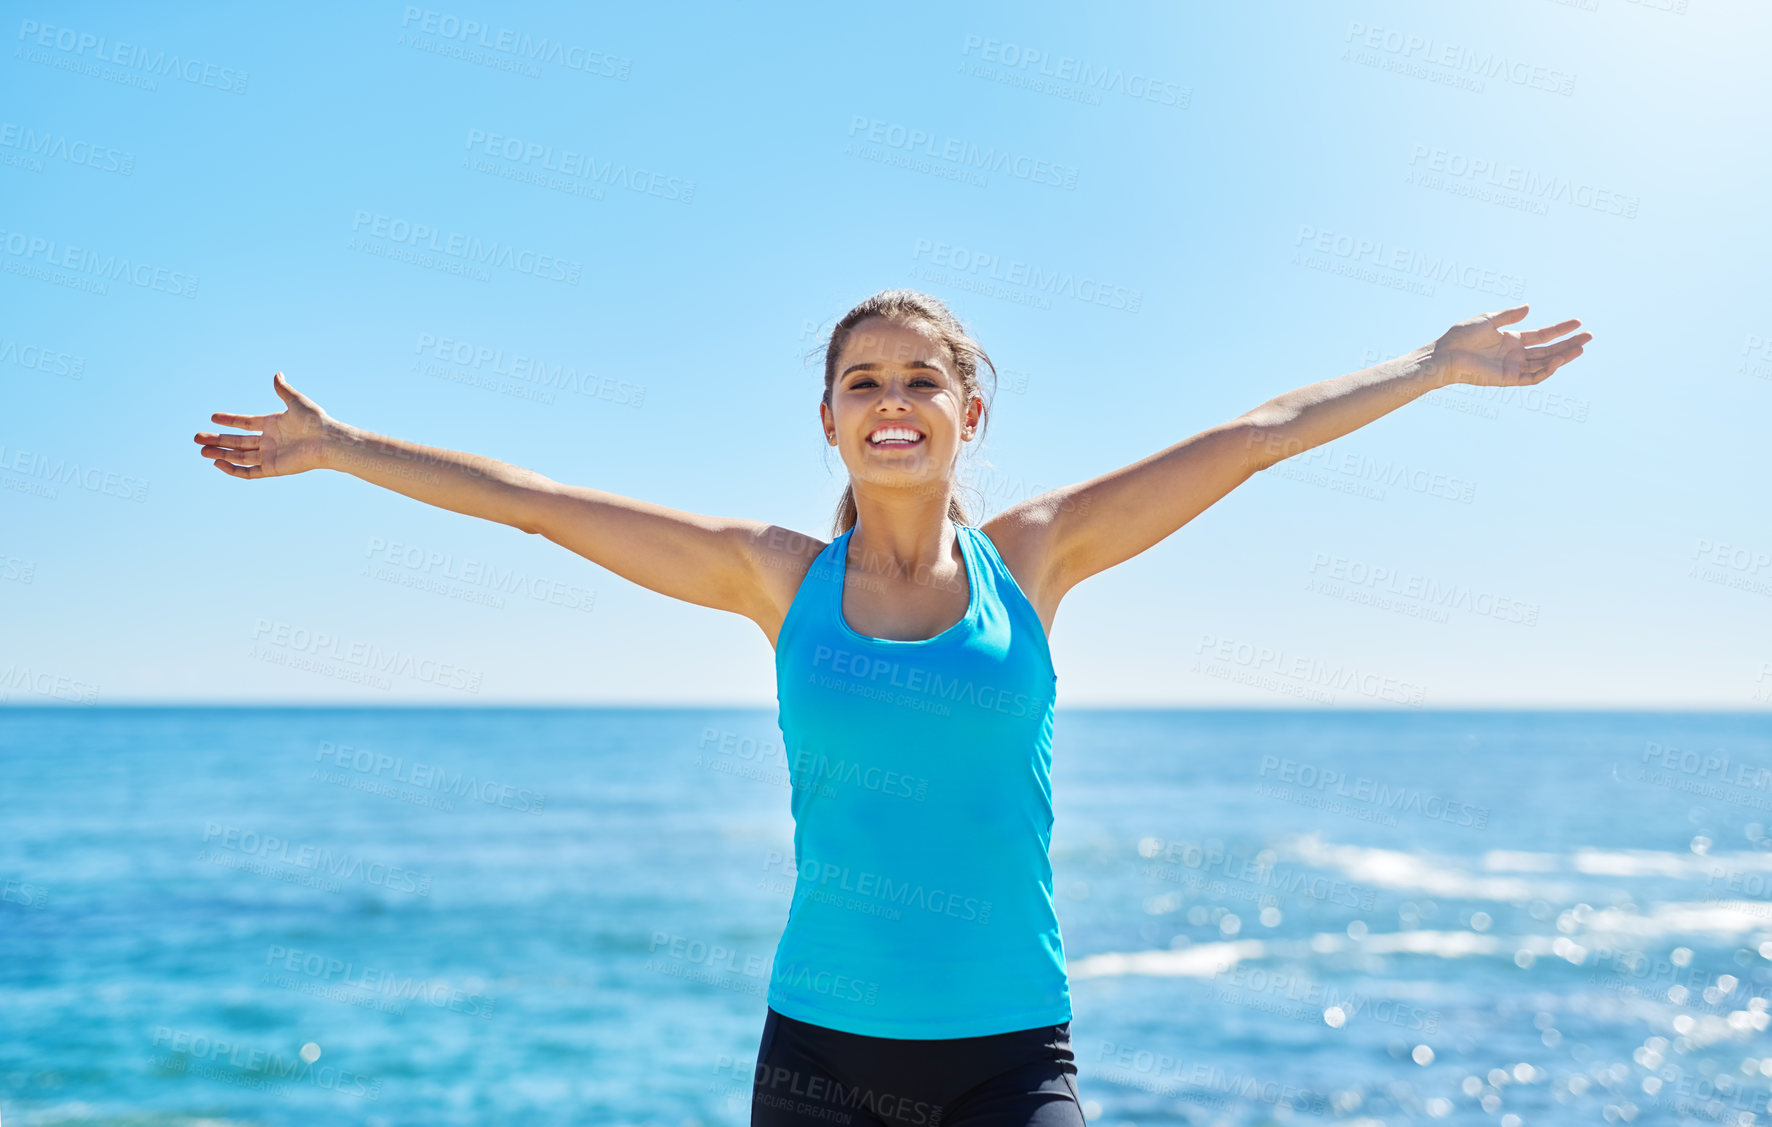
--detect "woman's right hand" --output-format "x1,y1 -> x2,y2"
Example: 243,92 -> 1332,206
194,371 -> 339,478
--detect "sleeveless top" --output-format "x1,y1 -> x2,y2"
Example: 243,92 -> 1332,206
767,518 -> 1070,1039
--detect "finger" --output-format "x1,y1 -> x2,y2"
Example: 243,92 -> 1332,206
200,445 -> 262,465
1518,319 -> 1582,346
272,370 -> 308,408
193,432 -> 261,449
1537,351 -> 1580,382
211,412 -> 271,430
1484,304 -> 1530,328
1524,334 -> 1591,364
1524,344 -> 1584,381
213,458 -> 265,479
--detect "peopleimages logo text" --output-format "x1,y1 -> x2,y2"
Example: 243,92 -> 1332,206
0,229 -> 198,298
350,211 -> 582,284
847,116 -> 1078,189
463,130 -> 692,202
399,8 -> 630,78
201,823 -> 431,895
16,20 -> 249,93
810,643 -> 1046,718
911,238 -> 1141,312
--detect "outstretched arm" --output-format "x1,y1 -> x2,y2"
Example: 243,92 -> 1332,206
193,372 -> 788,624
1015,305 -> 1592,600
1240,305 -> 1589,469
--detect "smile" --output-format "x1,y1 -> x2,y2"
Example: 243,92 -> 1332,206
867,426 -> 926,447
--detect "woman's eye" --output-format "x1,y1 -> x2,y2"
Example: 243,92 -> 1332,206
849,376 -> 940,389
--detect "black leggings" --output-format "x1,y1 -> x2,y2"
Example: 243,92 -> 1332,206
749,1007 -> 1087,1127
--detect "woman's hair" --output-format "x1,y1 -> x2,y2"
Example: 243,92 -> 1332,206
809,289 -> 998,537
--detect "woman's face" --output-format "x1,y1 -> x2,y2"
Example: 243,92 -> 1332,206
823,316 -> 979,496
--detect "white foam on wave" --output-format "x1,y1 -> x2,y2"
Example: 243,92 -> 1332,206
1074,832 -> 1772,981
1315,928 -> 1507,957
1279,833 -> 1772,897
1069,938 -> 1266,979
1275,832 -> 1573,901
1573,848 -> 1772,878
1472,844 -> 1772,880
1068,929 -> 1566,979
1069,909 -> 1771,982
11,1104 -> 99,1125
1481,849 -> 1560,871
9,1100 -> 251,1126
1579,900 -> 1772,938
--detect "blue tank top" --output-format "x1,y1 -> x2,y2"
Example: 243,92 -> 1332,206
767,518 -> 1070,1038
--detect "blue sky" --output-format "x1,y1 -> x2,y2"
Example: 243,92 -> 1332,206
3,0 -> 1768,707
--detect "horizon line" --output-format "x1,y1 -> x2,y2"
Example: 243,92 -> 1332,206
2,701 -> 1767,713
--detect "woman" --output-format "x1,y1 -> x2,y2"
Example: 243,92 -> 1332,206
193,289 -> 1590,1125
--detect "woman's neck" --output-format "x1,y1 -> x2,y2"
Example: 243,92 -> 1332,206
847,489 -> 963,577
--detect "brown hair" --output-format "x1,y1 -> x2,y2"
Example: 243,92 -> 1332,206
807,289 -> 998,537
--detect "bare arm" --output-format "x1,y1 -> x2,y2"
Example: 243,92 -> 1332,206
1237,342 -> 1445,471
1241,305 -> 1590,469
1012,305 -> 1592,602
322,419 -> 553,533
195,372 -> 788,624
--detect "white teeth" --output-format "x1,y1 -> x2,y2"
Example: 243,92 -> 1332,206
869,428 -> 923,445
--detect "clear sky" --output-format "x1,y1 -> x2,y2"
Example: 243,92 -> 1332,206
3,1 -> 1768,708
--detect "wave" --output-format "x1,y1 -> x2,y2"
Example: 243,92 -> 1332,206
1070,909 -> 1772,982
1275,832 -> 1772,897
1069,929 -> 1559,979
1581,900 -> 1772,937
1274,833 -> 1573,900
8,1105 -> 257,1127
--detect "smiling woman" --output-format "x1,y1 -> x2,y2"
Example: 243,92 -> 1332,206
812,288 -> 998,537
193,284 -> 1588,1127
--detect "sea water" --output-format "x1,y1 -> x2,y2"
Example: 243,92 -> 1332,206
1,706 -> 1768,1125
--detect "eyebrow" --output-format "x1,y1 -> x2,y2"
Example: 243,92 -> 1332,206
840,360 -> 947,380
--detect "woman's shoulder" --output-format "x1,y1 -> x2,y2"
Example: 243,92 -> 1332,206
973,509 -> 1038,579
975,508 -> 1062,641
742,523 -> 833,651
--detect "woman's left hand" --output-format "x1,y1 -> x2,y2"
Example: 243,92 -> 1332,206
1431,304 -> 1593,386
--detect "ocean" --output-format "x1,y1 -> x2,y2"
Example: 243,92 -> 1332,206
2,707 -> 1769,1126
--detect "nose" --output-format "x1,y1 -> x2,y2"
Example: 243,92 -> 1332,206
873,377 -> 913,410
